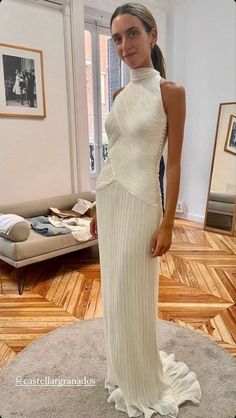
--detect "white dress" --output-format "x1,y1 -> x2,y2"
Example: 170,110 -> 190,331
95,66 -> 201,418
13,74 -> 21,95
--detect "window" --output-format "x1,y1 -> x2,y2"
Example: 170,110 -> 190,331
84,21 -> 124,190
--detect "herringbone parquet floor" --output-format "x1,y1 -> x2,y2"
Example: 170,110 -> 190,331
0,219 -> 235,373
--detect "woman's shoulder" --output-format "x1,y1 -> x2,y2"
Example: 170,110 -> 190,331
160,78 -> 185,113
160,77 -> 185,95
112,87 -> 125,102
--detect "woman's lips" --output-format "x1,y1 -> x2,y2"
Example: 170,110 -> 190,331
124,52 -> 137,59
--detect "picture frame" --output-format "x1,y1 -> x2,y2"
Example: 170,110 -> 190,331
0,42 -> 46,118
224,114 -> 236,155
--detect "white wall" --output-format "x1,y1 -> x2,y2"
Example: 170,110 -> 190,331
0,0 -> 71,205
166,0 -> 236,222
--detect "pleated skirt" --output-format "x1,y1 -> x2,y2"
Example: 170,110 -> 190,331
96,179 -> 201,418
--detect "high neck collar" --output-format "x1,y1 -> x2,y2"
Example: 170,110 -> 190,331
130,66 -> 159,82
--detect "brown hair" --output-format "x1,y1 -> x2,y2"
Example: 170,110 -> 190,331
110,2 -> 166,79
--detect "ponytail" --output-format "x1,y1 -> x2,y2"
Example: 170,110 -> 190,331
151,44 -> 166,79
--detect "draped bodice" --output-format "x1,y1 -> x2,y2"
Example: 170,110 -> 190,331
95,66 -> 168,207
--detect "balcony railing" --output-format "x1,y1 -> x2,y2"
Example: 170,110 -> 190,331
89,143 -> 109,172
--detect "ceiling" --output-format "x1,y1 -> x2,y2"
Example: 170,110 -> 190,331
41,0 -> 65,4
28,0 -> 65,5
32,0 -> 184,7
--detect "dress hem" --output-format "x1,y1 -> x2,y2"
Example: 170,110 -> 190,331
104,350 -> 201,418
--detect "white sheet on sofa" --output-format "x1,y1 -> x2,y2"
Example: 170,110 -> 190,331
48,215 -> 92,242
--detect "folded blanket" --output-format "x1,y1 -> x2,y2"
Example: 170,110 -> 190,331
27,216 -> 71,236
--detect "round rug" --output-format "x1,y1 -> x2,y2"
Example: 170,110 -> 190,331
0,318 -> 235,418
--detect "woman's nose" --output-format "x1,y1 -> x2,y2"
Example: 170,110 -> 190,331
121,36 -> 129,50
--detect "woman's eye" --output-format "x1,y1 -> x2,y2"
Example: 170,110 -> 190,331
113,31 -> 137,44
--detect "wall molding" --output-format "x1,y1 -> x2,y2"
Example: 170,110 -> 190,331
63,3 -> 79,192
67,0 -> 91,192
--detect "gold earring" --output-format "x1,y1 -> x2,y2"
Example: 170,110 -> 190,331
152,43 -> 155,49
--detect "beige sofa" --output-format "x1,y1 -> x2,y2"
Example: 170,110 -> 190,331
0,191 -> 97,294
206,191 -> 236,231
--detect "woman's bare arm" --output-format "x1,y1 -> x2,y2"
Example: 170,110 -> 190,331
161,81 -> 186,228
150,82 -> 186,257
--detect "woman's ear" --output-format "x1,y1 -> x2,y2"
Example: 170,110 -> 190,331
151,27 -> 157,44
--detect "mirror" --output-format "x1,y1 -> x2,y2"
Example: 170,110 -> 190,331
204,102 -> 236,236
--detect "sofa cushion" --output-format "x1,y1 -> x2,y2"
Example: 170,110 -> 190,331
0,214 -> 31,242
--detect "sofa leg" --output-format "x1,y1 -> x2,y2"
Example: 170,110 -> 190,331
16,268 -> 26,295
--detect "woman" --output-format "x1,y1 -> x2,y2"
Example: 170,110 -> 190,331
12,69 -> 21,103
90,3 -> 201,417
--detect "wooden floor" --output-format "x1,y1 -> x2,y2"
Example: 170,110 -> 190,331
0,218 -> 235,373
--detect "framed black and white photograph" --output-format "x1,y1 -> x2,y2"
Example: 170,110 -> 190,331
224,114 -> 236,155
0,42 -> 46,118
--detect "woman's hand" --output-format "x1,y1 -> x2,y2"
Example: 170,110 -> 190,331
150,223 -> 173,257
90,215 -> 98,239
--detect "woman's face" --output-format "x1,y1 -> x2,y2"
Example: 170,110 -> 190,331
111,13 -> 156,69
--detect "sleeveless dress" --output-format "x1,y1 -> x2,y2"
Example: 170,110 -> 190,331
95,66 -> 201,418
